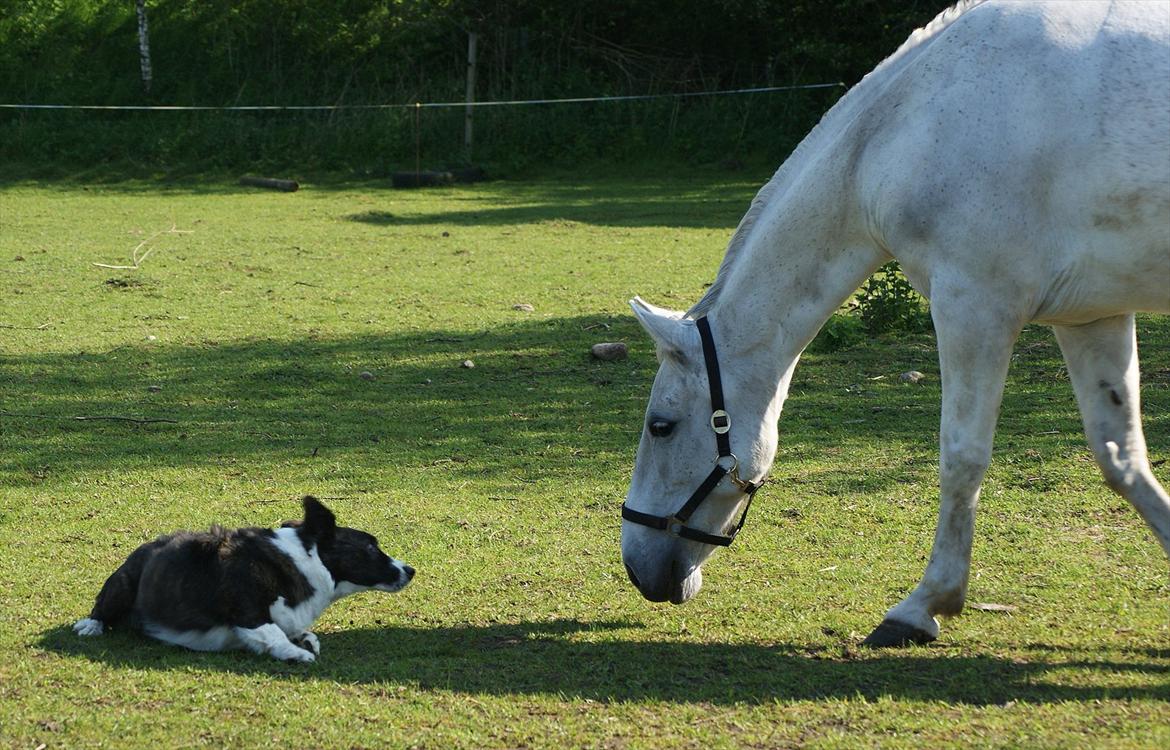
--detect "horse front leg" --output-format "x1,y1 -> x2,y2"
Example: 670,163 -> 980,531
863,303 -> 1020,647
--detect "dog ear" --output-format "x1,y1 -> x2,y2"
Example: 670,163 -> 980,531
300,495 -> 336,546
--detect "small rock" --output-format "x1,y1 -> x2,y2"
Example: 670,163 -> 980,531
145,335 -> 157,341
359,371 -> 375,381
441,231 -> 450,237
512,303 -> 535,312
460,359 -> 475,369
147,385 -> 162,392
591,342 -> 628,361
900,370 -> 926,384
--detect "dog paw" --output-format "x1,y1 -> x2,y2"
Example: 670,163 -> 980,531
291,631 -> 320,656
283,647 -> 316,664
73,618 -> 104,637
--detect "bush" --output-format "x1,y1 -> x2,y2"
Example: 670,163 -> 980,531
854,262 -> 931,336
809,313 -> 866,353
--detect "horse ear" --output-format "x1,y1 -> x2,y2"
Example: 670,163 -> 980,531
629,297 -> 693,359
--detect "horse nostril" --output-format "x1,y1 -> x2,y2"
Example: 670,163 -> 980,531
624,563 -> 641,588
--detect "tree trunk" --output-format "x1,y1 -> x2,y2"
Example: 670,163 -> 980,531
136,0 -> 153,94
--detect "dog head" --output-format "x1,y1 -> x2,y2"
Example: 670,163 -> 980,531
284,496 -> 415,600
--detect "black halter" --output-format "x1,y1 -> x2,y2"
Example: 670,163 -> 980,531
621,316 -> 766,547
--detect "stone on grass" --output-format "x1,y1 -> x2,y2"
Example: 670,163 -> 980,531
512,303 -> 535,312
359,371 -> 375,381
900,370 -> 926,383
460,359 -> 475,369
591,342 -> 628,361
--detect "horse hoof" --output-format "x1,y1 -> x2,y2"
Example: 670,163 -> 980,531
861,619 -> 937,647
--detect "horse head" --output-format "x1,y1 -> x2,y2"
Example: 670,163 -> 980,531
621,297 -> 780,604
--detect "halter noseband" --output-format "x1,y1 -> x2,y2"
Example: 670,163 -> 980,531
621,316 -> 766,547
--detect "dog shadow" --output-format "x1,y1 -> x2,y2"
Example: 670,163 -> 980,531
38,619 -> 1170,706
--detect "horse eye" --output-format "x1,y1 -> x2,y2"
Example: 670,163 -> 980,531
648,419 -> 675,437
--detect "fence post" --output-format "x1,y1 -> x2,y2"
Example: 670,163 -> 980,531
464,31 -> 477,162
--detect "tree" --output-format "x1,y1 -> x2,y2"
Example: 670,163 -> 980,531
136,0 -> 152,94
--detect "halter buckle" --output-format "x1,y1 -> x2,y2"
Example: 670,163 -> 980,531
710,409 -> 731,434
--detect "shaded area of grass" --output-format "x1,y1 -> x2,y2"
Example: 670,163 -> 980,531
0,318 -> 645,484
8,319 -> 1153,495
37,618 -> 1170,706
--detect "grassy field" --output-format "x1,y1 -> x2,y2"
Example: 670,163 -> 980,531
1,172 -> 1167,748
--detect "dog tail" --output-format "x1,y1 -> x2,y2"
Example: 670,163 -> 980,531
74,535 -> 170,636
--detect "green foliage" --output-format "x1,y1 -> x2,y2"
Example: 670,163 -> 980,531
855,261 -> 932,336
0,0 -> 951,172
810,263 -> 931,353
808,312 -> 866,353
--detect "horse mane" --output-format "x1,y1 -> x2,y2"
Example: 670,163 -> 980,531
688,0 -> 988,318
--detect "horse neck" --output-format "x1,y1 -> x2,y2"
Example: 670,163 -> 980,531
703,157 -> 887,388
694,1 -> 986,375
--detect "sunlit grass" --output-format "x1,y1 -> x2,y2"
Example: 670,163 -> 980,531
0,173 -> 1166,748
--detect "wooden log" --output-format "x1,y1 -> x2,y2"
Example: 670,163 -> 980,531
392,171 -> 455,189
239,176 -> 299,192
450,166 -> 488,183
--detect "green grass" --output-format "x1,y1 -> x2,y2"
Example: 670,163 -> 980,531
1,172 -> 1167,749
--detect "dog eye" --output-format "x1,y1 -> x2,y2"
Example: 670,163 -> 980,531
648,419 -> 675,437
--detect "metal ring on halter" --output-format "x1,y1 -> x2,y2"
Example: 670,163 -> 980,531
716,452 -> 759,493
715,452 -> 739,476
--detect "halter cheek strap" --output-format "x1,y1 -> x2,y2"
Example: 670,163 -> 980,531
621,316 -> 766,547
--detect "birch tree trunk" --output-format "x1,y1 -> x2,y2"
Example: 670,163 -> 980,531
136,0 -> 153,94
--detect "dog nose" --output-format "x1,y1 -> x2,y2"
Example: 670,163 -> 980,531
624,563 -> 641,588
403,565 -> 416,581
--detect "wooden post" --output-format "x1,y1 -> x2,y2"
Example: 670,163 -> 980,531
464,31 -> 478,161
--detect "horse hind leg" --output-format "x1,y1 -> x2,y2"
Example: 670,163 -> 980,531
1054,314 -> 1170,557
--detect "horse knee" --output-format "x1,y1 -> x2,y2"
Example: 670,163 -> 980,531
940,444 -> 991,494
1093,440 -> 1144,495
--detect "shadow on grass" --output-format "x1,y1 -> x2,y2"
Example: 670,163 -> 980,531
0,315 -> 976,492
0,171 -> 764,230
38,619 -> 1170,706
341,178 -> 759,229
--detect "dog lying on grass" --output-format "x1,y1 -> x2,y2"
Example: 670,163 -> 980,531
73,496 -> 414,662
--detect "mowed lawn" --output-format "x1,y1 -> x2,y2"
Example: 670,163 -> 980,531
0,173 -> 1167,749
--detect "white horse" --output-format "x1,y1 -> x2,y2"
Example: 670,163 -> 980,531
620,0 -> 1170,647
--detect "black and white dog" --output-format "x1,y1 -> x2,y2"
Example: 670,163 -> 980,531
73,496 -> 414,662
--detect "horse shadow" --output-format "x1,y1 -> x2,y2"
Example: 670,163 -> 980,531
38,618 -> 1170,706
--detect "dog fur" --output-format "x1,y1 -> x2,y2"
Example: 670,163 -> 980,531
73,496 -> 413,662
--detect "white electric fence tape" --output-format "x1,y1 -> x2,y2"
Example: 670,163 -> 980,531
0,83 -> 845,112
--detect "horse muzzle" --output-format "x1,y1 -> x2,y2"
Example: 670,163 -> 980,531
623,558 -> 703,604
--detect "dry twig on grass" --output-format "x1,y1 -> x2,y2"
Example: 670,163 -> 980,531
0,410 -> 178,424
93,224 -> 193,270
0,322 -> 52,330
